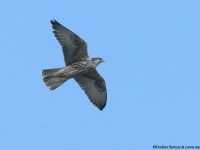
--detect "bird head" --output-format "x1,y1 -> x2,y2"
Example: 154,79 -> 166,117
92,57 -> 105,67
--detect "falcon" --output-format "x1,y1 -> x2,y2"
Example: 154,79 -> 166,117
41,20 -> 107,110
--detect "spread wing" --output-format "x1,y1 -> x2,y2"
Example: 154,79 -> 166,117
74,69 -> 107,110
51,20 -> 89,66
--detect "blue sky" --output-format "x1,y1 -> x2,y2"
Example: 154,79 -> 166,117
1,1 -> 200,149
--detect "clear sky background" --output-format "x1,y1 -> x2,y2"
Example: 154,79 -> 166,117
1,1 -> 200,149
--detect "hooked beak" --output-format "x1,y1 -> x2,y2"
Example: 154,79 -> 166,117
101,59 -> 105,62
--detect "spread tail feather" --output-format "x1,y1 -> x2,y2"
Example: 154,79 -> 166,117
42,68 -> 68,90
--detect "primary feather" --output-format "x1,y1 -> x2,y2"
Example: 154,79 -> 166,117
41,20 -> 107,110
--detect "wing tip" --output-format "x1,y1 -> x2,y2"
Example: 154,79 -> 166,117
50,19 -> 64,30
98,103 -> 106,111
92,100 -> 106,111
50,19 -> 57,24
98,107 -> 104,111
50,19 -> 61,27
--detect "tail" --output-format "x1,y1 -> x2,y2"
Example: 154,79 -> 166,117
41,68 -> 68,90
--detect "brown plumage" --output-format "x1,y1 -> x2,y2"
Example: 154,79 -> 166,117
41,20 -> 107,110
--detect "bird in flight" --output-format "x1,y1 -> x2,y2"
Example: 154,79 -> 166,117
41,20 -> 107,110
